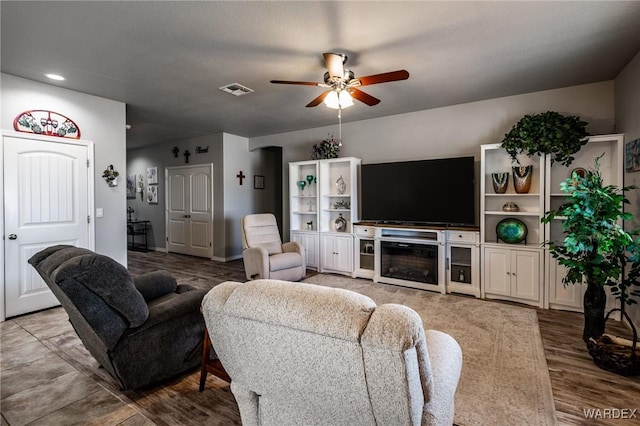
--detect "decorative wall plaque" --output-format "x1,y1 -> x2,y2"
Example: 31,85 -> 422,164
13,110 -> 80,139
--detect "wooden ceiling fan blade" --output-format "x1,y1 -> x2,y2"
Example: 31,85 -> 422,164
356,70 -> 410,86
324,53 -> 345,79
306,91 -> 330,107
350,88 -> 380,106
270,80 -> 321,86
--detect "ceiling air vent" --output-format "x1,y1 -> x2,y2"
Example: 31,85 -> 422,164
218,83 -> 254,96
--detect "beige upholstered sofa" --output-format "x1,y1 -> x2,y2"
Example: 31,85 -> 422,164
241,213 -> 306,281
202,279 -> 462,425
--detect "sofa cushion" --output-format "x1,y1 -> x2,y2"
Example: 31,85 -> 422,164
268,252 -> 303,272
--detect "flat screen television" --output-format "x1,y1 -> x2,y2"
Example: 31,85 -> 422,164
361,157 -> 475,226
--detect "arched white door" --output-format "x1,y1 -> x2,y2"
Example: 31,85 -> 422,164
3,134 -> 93,317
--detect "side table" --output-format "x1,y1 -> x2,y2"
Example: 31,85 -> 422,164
199,327 -> 231,391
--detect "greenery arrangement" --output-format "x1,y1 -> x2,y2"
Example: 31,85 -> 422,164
542,155 -> 640,349
501,111 -> 590,167
102,165 -> 120,187
312,134 -> 341,160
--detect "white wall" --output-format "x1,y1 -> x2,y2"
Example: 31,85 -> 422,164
615,51 -> 640,330
250,81 -> 616,237
1,73 -> 127,264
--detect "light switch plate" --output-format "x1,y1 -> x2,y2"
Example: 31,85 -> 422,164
96,208 -> 104,218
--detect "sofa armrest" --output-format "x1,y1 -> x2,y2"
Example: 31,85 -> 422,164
133,270 -> 178,302
242,247 -> 269,280
282,241 -> 306,273
421,330 -> 462,426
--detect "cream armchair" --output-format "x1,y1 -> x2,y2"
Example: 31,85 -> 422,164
241,213 -> 306,281
202,279 -> 463,426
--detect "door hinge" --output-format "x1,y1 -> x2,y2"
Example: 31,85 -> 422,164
210,242 -> 212,247
87,159 -> 90,168
87,215 -> 91,224
166,237 -> 169,242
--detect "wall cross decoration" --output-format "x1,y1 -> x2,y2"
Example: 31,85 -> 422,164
237,171 -> 246,185
184,149 -> 191,164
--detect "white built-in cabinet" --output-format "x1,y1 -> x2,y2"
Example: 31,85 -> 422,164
544,134 -> 624,312
481,143 -> 545,307
446,230 -> 480,297
481,134 -> 624,310
289,157 -> 360,275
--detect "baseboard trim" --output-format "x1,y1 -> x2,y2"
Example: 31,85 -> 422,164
211,254 -> 243,262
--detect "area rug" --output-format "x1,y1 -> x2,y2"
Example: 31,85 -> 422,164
303,274 -> 557,426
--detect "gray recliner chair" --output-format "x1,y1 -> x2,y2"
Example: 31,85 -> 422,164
241,213 -> 306,281
28,245 -> 208,391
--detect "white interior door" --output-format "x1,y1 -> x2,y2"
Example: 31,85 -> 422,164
166,164 -> 213,258
4,135 -> 91,317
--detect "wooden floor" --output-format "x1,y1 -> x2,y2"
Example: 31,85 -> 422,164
2,250 -> 638,425
128,250 -> 640,425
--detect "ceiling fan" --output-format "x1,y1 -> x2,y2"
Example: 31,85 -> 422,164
270,53 -> 409,108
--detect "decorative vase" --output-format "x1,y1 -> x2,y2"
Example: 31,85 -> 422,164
582,281 -> 606,343
512,166 -> 533,194
491,172 -> 509,194
336,175 -> 346,195
334,213 -> 347,232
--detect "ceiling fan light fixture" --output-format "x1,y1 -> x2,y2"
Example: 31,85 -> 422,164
324,90 -> 353,109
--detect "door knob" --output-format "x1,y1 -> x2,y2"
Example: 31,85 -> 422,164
8,234 -> 17,240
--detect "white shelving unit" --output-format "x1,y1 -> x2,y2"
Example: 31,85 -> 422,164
480,143 -> 545,308
289,157 -> 361,275
289,160 -> 320,269
353,224 -> 375,279
544,134 -> 624,312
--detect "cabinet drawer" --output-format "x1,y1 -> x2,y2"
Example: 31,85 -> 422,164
354,225 -> 375,237
447,231 -> 478,244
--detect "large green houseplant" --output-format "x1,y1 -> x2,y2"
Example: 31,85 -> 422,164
542,156 -> 640,374
501,111 -> 590,167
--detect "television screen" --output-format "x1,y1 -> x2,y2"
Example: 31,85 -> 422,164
361,157 -> 475,226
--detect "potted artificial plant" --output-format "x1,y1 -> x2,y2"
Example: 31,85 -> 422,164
501,111 -> 590,166
542,155 -> 640,375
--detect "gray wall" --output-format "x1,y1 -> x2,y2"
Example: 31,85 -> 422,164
126,133 -> 281,260
250,81 -> 616,239
615,51 -> 640,330
1,73 -> 127,264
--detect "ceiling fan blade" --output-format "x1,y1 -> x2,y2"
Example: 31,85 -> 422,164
355,70 -> 410,86
306,91 -> 330,107
270,80 -> 322,86
350,88 -> 380,106
324,53 -> 345,79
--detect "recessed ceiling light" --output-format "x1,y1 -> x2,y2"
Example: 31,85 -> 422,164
45,73 -> 65,81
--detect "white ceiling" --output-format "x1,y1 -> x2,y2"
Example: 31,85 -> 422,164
2,1 -> 640,149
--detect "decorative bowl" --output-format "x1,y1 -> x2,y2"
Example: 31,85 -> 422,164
496,218 -> 527,244
502,202 -> 520,212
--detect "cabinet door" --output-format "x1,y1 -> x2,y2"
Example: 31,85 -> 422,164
484,247 -> 510,296
512,250 -> 540,301
321,235 -> 336,271
292,232 -> 319,269
549,258 -> 584,309
334,235 -> 353,272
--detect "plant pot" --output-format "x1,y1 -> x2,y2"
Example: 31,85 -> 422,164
583,281 -> 607,343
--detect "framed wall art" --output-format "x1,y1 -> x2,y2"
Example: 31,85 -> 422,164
126,174 -> 137,198
625,139 -> 640,173
254,175 -> 265,189
147,167 -> 158,184
147,186 -> 158,204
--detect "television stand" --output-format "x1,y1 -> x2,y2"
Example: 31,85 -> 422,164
367,223 -> 480,297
